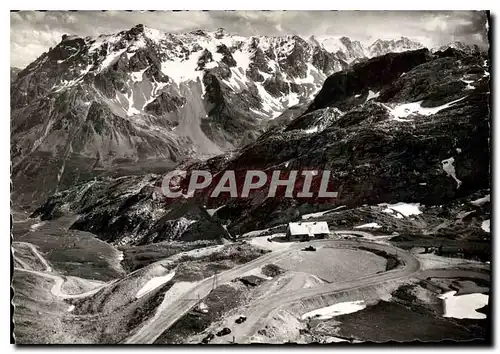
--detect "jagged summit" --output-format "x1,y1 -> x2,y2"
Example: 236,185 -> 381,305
436,41 -> 482,55
43,25 -> 428,78
368,36 -> 424,57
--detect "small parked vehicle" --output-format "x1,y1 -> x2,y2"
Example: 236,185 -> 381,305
302,245 -> 316,252
216,327 -> 232,337
201,333 -> 215,344
235,316 -> 247,324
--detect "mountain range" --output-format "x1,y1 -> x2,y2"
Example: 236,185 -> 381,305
29,42 -> 490,244
313,35 -> 423,62
10,24 -> 486,208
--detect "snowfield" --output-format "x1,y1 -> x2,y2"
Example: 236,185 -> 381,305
30,222 -> 46,231
382,96 -> 466,121
354,223 -> 382,229
441,157 -> 462,188
301,300 -> 367,320
367,90 -> 380,101
461,78 -> 475,90
439,291 -> 488,319
130,67 -> 149,82
160,51 -> 201,84
481,219 -> 490,233
380,202 -> 422,219
205,205 -> 226,216
301,206 -> 346,220
136,271 -> 176,298
197,302 -> 209,313
471,194 -> 490,206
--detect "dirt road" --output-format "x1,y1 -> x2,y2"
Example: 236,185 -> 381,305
13,267 -> 108,299
211,241 -> 421,344
13,231 -> 487,344
12,241 -> 109,299
123,237 -> 420,344
13,241 -> 53,272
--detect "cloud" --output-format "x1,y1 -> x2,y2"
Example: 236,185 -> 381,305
10,10 -> 489,68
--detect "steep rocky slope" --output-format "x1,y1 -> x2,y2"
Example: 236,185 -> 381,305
11,67 -> 21,83
32,46 -> 491,244
214,48 -> 491,234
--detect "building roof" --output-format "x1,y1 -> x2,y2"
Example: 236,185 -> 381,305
287,221 -> 330,236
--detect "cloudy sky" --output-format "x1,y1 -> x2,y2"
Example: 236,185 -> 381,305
10,10 -> 489,68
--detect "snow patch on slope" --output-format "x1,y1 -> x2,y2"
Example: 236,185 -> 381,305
481,219 -> 490,233
382,96 -> 467,121
53,64 -> 93,92
301,300 -> 367,320
461,78 -> 475,90
354,223 -> 382,229
30,221 -> 46,231
439,291 -> 488,319
160,54 -> 201,84
232,47 -> 252,73
441,157 -> 462,188
136,271 -> 176,298
471,194 -> 490,206
317,36 -> 348,54
254,82 -> 284,118
130,67 -> 149,82
381,202 -> 422,219
302,206 -> 346,220
206,205 -> 226,216
367,90 -> 380,101
99,48 -> 127,72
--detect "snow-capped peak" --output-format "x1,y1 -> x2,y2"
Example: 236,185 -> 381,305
368,36 -> 423,57
313,35 -> 367,63
435,41 -> 482,55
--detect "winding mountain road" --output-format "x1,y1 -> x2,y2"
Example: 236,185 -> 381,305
12,241 -> 109,299
14,231 -> 485,344
124,236 -> 420,344
13,241 -> 53,272
14,268 -> 108,299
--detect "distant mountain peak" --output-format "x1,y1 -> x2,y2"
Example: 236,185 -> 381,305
368,37 -> 423,57
436,41 -> 481,55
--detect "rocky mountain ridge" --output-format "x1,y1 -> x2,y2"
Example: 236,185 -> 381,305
10,67 -> 21,83
314,36 -> 424,62
368,37 -> 423,57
